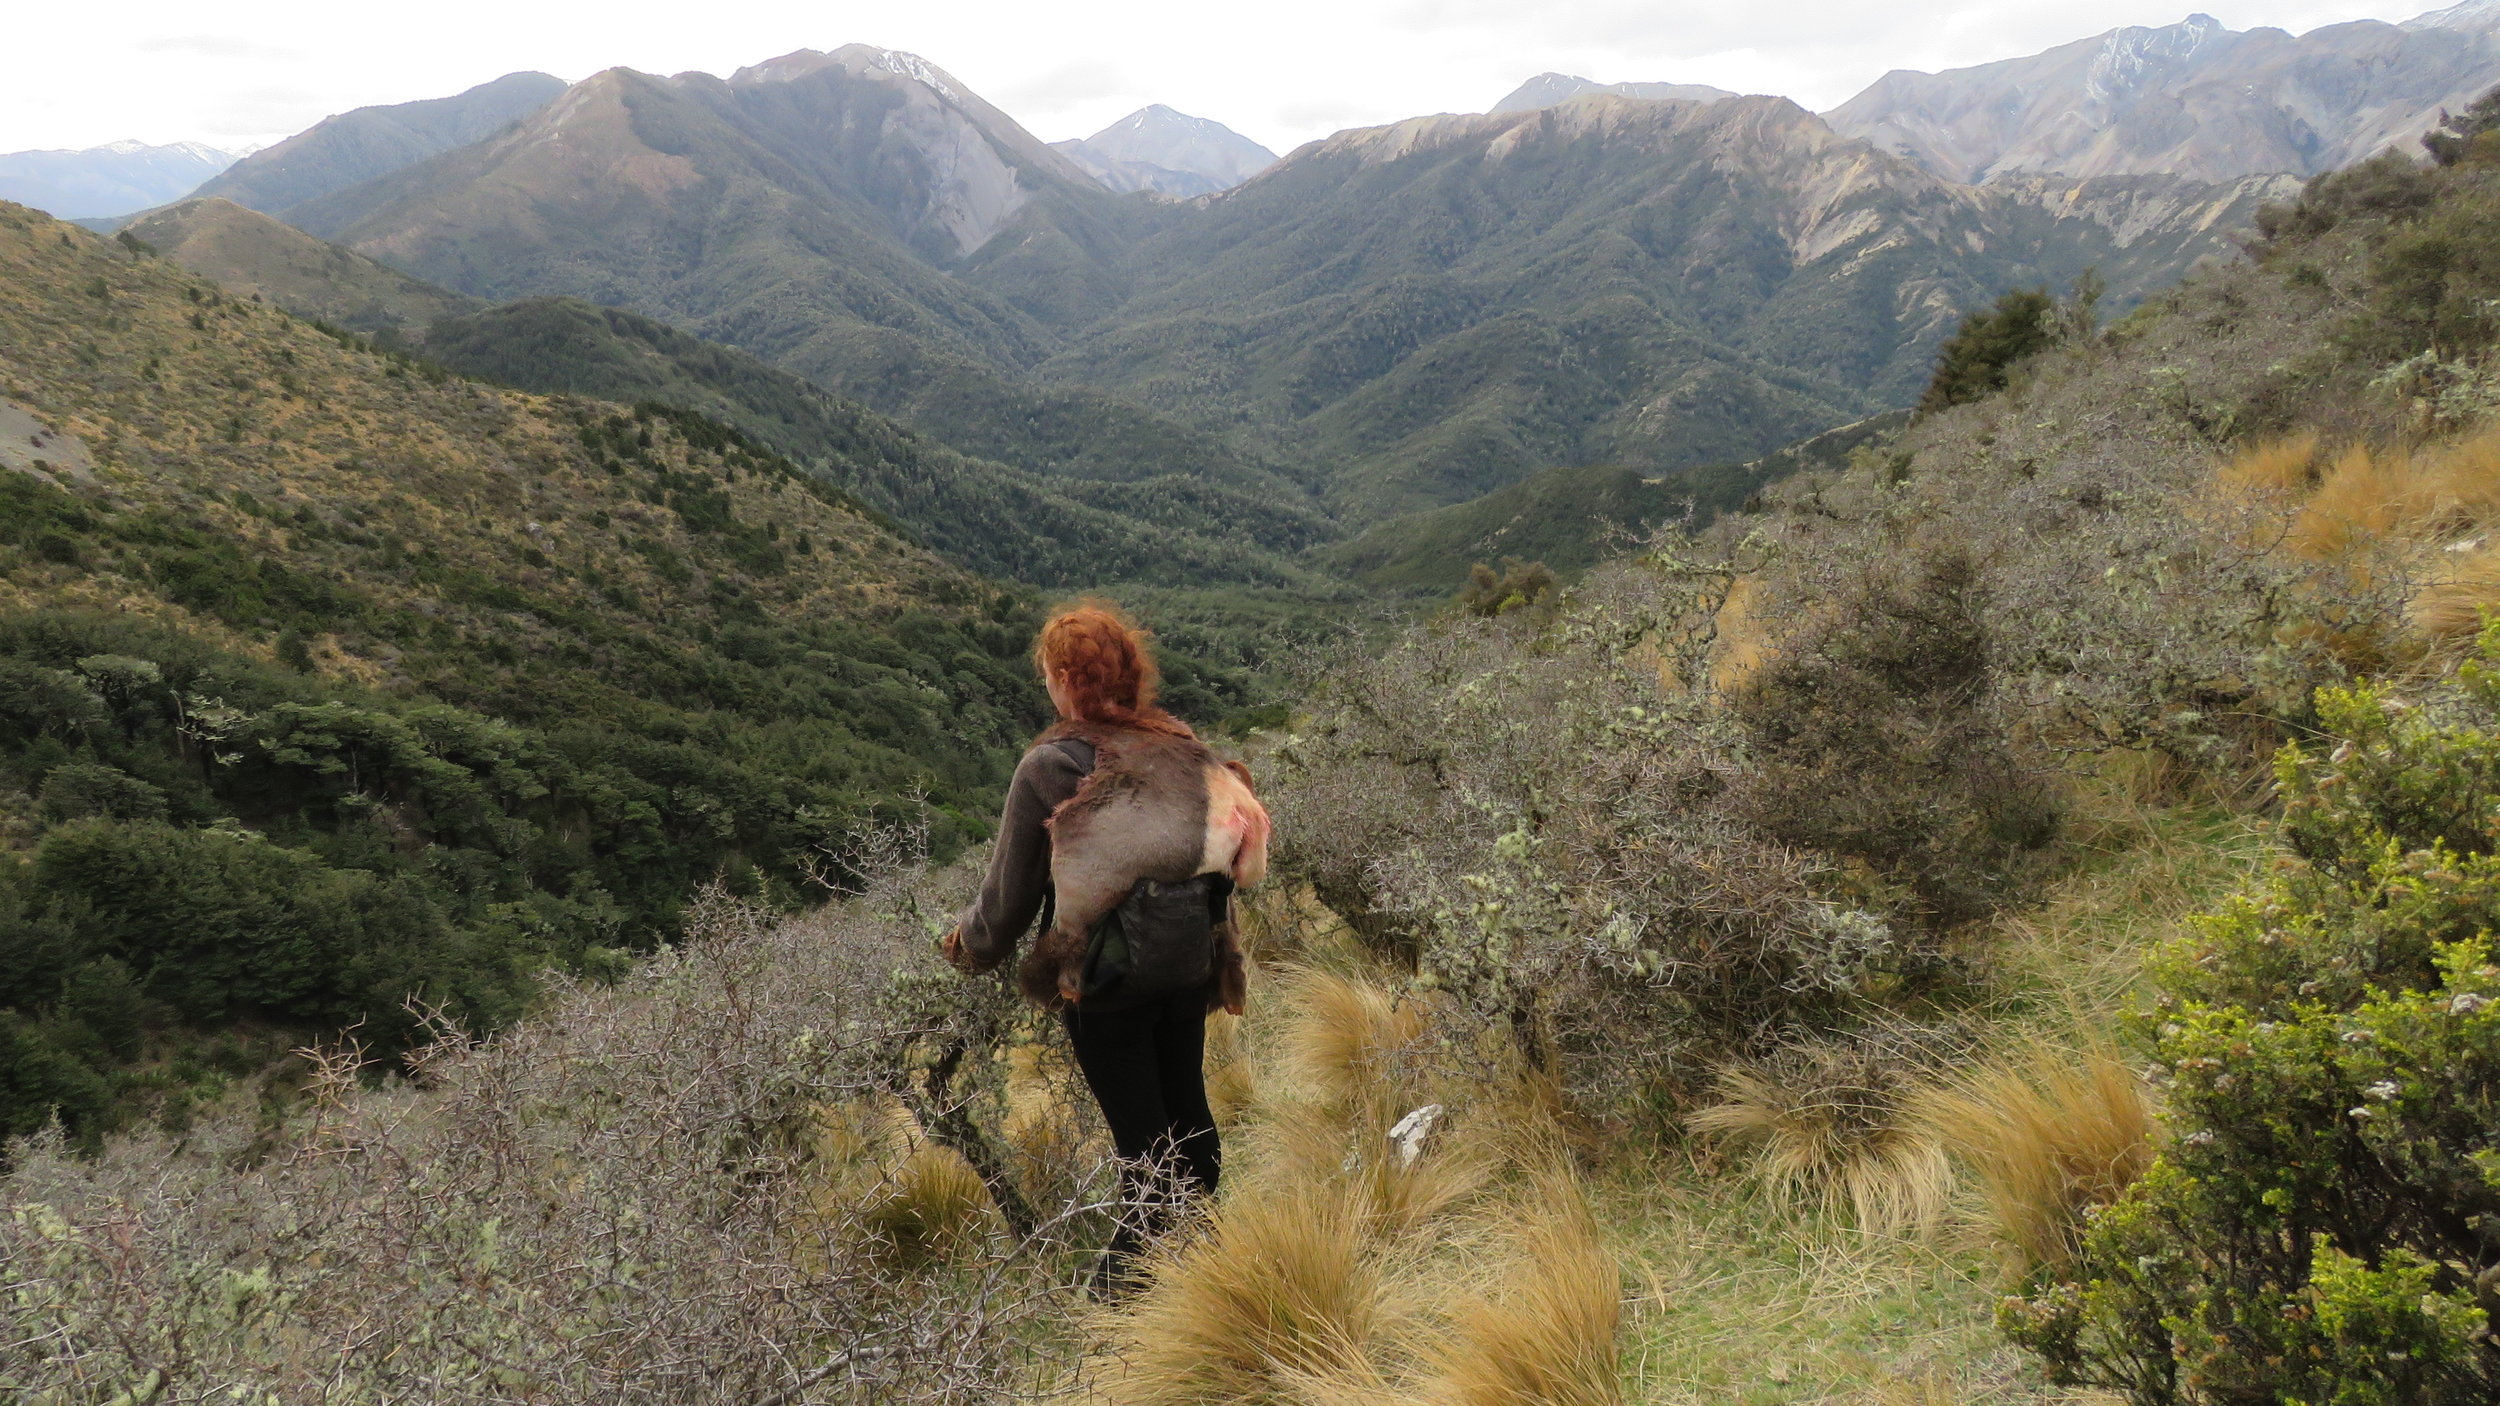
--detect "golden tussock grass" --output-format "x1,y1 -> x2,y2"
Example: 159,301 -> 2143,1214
1277,966 -> 1427,1116
1097,1177 -> 1393,1405
1415,1176 -> 1626,1406
2220,427 -> 2500,651
1911,1037 -> 2153,1275
1709,574 -> 1772,694
1093,931 -> 1625,1406
802,1102 -> 995,1267
1206,1009 -> 1259,1125
1688,1058 -> 1952,1236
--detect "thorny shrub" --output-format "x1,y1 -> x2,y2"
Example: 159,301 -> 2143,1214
1735,547 -> 2062,928
2003,631 -> 2500,1404
1269,549 -> 1930,1105
0,832 -> 1110,1405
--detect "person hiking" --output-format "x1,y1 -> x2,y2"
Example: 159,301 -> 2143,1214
941,600 -> 1270,1293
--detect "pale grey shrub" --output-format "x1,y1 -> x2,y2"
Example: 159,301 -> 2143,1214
1,850 -> 1104,1405
1267,549 -> 1887,1105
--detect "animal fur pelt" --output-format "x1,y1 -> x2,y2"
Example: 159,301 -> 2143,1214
1019,720 -> 1269,1011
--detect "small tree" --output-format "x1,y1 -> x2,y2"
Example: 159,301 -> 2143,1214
1917,288 -> 2058,415
2424,84 -> 2500,167
1457,557 -> 1555,617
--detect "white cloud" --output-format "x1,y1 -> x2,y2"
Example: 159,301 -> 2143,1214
0,0 -> 2446,156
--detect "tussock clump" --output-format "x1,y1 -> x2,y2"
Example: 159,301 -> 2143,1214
1689,1036 -> 1955,1235
857,1136 -> 995,1266
1418,1179 -> 1626,1406
1913,1037 -> 2153,1274
1101,1175 -> 1393,1404
2218,424 -> 2500,656
1277,966 -> 1428,1115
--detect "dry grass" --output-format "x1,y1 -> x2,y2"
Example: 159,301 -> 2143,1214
2219,426 -> 2500,651
1710,574 -> 1773,693
1091,920 -> 1625,1406
1419,1178 -> 1626,1406
1912,1040 -> 2154,1276
1689,1049 -> 1953,1237
1101,1178 -> 1392,1405
1208,1009 -> 1260,1124
1277,966 -> 1428,1115
859,1136 -> 993,1264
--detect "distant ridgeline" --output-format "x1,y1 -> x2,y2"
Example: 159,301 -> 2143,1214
0,202 -> 1061,1141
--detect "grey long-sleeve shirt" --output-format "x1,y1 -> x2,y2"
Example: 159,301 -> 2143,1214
955,740 -> 1094,969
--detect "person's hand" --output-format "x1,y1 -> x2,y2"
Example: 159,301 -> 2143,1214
940,925 -> 974,973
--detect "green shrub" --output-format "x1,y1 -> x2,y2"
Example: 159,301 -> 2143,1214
2005,633 -> 2500,1404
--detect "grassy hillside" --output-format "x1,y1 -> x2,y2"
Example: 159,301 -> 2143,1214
0,199 -> 1057,1138
18,114 -> 2500,1406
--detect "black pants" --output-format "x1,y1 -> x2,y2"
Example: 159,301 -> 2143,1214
1062,989 -> 1220,1281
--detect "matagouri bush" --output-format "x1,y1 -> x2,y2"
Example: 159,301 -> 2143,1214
1,834 -> 1114,1404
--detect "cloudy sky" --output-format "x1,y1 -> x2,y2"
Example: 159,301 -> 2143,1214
2,0 -> 2457,156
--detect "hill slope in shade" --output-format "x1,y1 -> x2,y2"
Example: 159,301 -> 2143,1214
1052,105 -> 1278,197
0,141 -> 241,221
123,197 -> 486,332
1049,93 -> 2286,525
0,198 -> 1047,837
1320,411 -> 1907,588
415,298 -> 1339,586
191,72 -> 568,219
1825,8 -> 2500,182
121,194 -> 1333,588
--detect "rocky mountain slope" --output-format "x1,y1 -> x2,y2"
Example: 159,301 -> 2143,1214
1050,93 -> 2286,522
262,49 -> 1293,498
1825,6 -> 2500,182
1051,105 -> 1277,197
1492,73 -> 1737,114
191,71 -> 567,220
0,141 -> 241,221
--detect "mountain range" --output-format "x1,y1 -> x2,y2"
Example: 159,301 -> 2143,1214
1824,5 -> 2500,182
170,43 -> 2300,543
0,140 -> 241,220
15,5 -> 2495,592
1493,75 -> 1738,114
192,71 -> 569,221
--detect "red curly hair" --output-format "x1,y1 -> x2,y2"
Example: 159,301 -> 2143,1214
1035,600 -> 1193,737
